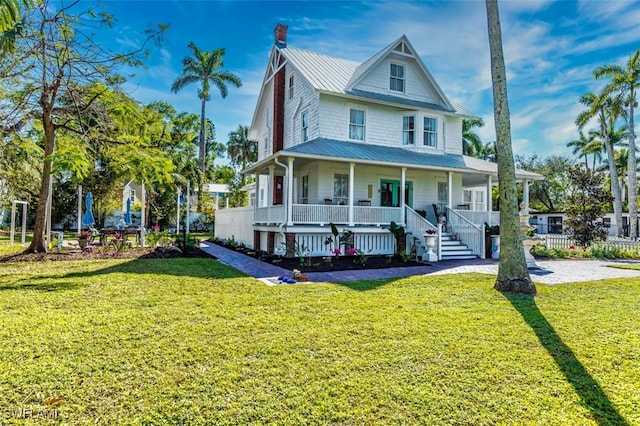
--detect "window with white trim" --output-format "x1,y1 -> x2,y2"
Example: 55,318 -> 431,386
301,110 -> 309,142
423,117 -> 437,147
390,63 -> 405,92
402,116 -> 415,145
301,175 -> 309,204
349,109 -> 365,141
333,174 -> 349,205
288,75 -> 294,99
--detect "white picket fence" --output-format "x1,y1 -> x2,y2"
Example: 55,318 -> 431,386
543,234 -> 640,250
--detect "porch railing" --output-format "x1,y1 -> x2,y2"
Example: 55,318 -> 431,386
291,204 -> 400,225
447,207 -> 485,259
255,205 -> 286,224
454,210 -> 500,227
405,206 -> 438,256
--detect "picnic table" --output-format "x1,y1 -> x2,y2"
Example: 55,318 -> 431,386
99,226 -> 140,245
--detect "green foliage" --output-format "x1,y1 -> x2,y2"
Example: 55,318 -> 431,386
515,155 -> 572,212
564,165 -> 613,246
530,241 -> 640,259
146,230 -> 174,248
386,221 -> 406,255
324,223 -> 353,254
1,260 -> 639,423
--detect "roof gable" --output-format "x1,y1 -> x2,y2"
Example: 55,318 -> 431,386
346,35 -> 453,111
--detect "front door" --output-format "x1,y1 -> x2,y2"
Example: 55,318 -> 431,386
380,180 -> 412,207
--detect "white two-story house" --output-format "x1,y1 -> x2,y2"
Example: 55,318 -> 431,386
215,24 -> 542,260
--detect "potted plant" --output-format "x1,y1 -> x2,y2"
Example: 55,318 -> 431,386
77,230 -> 92,249
423,229 -> 437,261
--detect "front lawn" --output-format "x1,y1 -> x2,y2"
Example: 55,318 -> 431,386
0,258 -> 638,424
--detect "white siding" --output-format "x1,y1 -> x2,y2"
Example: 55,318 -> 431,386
317,95 -> 455,154
356,57 -> 441,105
284,64 -> 320,148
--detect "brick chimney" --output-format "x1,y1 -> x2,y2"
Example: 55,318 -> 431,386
274,23 -> 288,48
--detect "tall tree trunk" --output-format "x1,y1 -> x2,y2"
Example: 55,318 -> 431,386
628,98 -> 637,239
199,98 -> 206,173
602,124 -> 624,237
27,106 -> 55,253
486,0 -> 535,294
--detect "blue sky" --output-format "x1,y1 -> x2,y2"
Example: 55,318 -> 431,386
99,0 -> 640,163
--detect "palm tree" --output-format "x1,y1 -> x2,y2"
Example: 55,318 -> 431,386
486,0 -> 535,294
567,130 -> 596,169
462,117 -> 485,156
576,91 -> 626,236
171,42 -> 242,173
595,49 -> 640,238
227,125 -> 257,186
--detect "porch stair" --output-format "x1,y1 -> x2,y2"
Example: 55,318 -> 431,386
440,233 -> 477,260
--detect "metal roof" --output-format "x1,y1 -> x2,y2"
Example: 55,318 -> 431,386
279,47 -> 358,94
279,45 -> 475,117
463,155 -> 544,180
281,138 -> 469,170
346,89 -> 454,113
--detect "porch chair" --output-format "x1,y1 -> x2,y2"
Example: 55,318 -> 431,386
324,198 -> 333,205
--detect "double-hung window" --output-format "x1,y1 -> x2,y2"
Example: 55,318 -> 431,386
402,116 -> 415,145
288,75 -> 294,99
301,110 -> 309,142
423,117 -> 437,147
333,174 -> 349,205
349,109 -> 365,141
390,63 -> 405,92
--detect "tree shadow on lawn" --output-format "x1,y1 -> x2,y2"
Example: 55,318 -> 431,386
1,258 -> 247,292
504,293 -> 628,425
62,257 -> 248,280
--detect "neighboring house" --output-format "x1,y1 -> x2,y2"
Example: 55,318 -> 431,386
216,24 -> 542,260
122,180 -> 141,212
532,212 -> 633,237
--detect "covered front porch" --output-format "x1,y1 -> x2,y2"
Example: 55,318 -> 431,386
216,141 -> 541,260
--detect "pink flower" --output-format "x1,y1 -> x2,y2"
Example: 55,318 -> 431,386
347,248 -> 358,255
331,248 -> 341,256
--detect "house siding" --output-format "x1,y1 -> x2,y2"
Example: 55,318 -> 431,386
356,57 -> 441,106
284,64 -> 320,148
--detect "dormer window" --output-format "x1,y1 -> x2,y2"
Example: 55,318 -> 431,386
390,63 -> 405,92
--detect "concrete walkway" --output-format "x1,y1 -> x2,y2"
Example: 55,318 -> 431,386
199,241 -> 640,285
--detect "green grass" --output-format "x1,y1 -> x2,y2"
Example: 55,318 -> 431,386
1,258 -> 639,425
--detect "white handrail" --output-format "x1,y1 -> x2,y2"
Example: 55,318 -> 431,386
447,207 -> 485,258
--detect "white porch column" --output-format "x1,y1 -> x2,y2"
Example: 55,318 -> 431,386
486,175 -> 493,226
348,162 -> 355,226
140,181 -> 146,247
77,185 -> 82,235
523,179 -> 530,214
447,171 -> 453,210
268,165 -> 275,208
287,157 -> 294,226
400,167 -> 406,225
